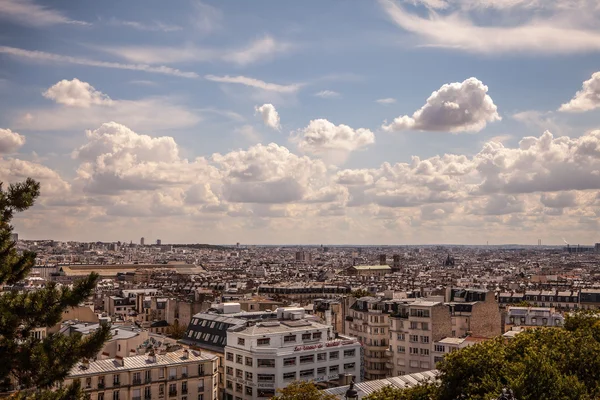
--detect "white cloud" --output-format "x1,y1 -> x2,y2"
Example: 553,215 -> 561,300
16,78 -> 200,132
43,78 -> 113,108
382,77 -> 500,133
376,98 -> 397,104
0,46 -> 198,78
0,129 -> 26,154
315,90 -> 340,98
107,18 -> 181,32
254,104 -> 281,130
0,0 -> 88,27
205,75 -> 301,93
380,0 -> 600,54
293,119 -> 375,160
192,0 -> 223,34
97,36 -> 289,66
559,71 -> 600,112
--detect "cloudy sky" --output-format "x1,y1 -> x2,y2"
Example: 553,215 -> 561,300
1,0 -> 600,245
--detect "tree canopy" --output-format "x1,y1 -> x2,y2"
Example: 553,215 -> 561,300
365,311 -> 600,400
272,381 -> 338,400
0,178 -> 110,398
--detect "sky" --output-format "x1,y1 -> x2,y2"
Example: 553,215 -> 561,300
0,0 -> 599,245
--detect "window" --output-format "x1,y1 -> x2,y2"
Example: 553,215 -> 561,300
421,336 -> 430,343
198,364 -> 205,376
420,348 -> 429,356
198,395 -> 204,400
302,333 -> 311,341
237,338 -> 245,346
113,374 -> 120,385
283,357 -> 296,366
245,387 -> 253,396
421,322 -> 429,331
344,363 -> 355,370
144,387 -> 151,399
329,365 -> 339,373
257,359 -> 275,368
410,321 -> 418,329
434,345 -> 445,352
257,338 -> 270,346
168,383 -> 177,396
317,367 -> 326,375
236,355 -> 243,364
299,369 -> 314,378
329,351 -> 339,360
226,367 -> 233,376
283,372 -> 296,381
236,369 -> 243,378
317,353 -> 326,362
410,347 -> 419,355
299,355 -> 314,364
312,332 -> 322,340
235,383 -> 243,393
182,366 -> 188,378
226,381 -> 233,390
226,352 -> 234,361
182,381 -> 188,394
397,345 -> 405,353
245,372 -> 253,380
409,335 -> 419,342
133,372 -> 141,385
397,333 -> 405,341
284,335 -> 296,343
198,379 -> 205,392
257,374 -> 274,382
144,370 -> 151,383
158,385 -> 164,396
410,309 -> 430,318
98,394 -> 104,400
344,349 -> 356,358
245,357 -> 253,366
113,391 -> 119,400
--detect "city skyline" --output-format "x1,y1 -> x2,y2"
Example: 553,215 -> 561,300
1,0 -> 600,245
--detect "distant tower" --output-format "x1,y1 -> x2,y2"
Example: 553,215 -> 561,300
156,239 -> 162,246
379,254 -> 387,265
392,255 -> 401,272
140,237 -> 145,246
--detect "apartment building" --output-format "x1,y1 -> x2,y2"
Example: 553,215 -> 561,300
346,297 -> 390,381
257,285 -> 351,302
223,307 -> 361,400
505,306 -> 564,329
387,300 -> 452,376
446,289 -> 501,339
499,290 -> 580,310
313,299 -> 344,334
64,348 -> 219,400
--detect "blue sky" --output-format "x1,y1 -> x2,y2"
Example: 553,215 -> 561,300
0,0 -> 599,244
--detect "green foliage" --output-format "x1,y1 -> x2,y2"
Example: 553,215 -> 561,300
167,320 -> 187,339
351,289 -> 371,298
367,310 -> 600,400
271,380 -> 337,400
0,179 -> 110,399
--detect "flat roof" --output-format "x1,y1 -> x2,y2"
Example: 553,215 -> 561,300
351,265 -> 392,270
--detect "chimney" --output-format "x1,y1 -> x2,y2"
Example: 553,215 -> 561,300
148,350 -> 157,363
114,329 -> 119,336
182,349 -> 189,359
115,355 -> 124,366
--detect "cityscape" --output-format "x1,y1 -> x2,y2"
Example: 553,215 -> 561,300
1,0 -> 600,399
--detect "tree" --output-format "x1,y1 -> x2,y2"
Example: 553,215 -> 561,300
271,381 -> 337,400
351,289 -> 371,298
0,178 -> 110,398
363,383 -> 438,400
167,320 -> 187,339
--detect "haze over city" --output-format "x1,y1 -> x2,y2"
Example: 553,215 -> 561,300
1,0 -> 600,245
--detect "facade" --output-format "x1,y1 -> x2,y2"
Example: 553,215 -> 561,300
257,285 -> 351,302
313,299 -> 344,334
223,308 -> 361,400
346,265 -> 391,278
505,306 -> 564,328
64,349 -> 219,400
387,300 -> 452,376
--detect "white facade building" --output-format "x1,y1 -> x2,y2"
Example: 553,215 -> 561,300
224,308 -> 361,400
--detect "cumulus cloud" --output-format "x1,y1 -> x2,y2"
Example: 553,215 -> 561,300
540,191 -> 577,208
382,77 -> 500,133
255,104 -> 281,130
16,78 -> 199,131
43,78 -> 113,107
559,71 -> 600,112
0,129 -> 26,153
294,119 -> 375,157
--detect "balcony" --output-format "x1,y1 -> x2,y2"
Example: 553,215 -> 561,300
385,361 -> 394,369
169,376 -> 177,380
145,395 -> 152,400
182,388 -> 188,394
98,383 -> 105,389
384,350 -> 393,357
113,382 -> 121,387
145,378 -> 152,384
133,397 -> 141,400
181,373 -> 188,378
133,379 -> 142,385
169,390 -> 177,397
